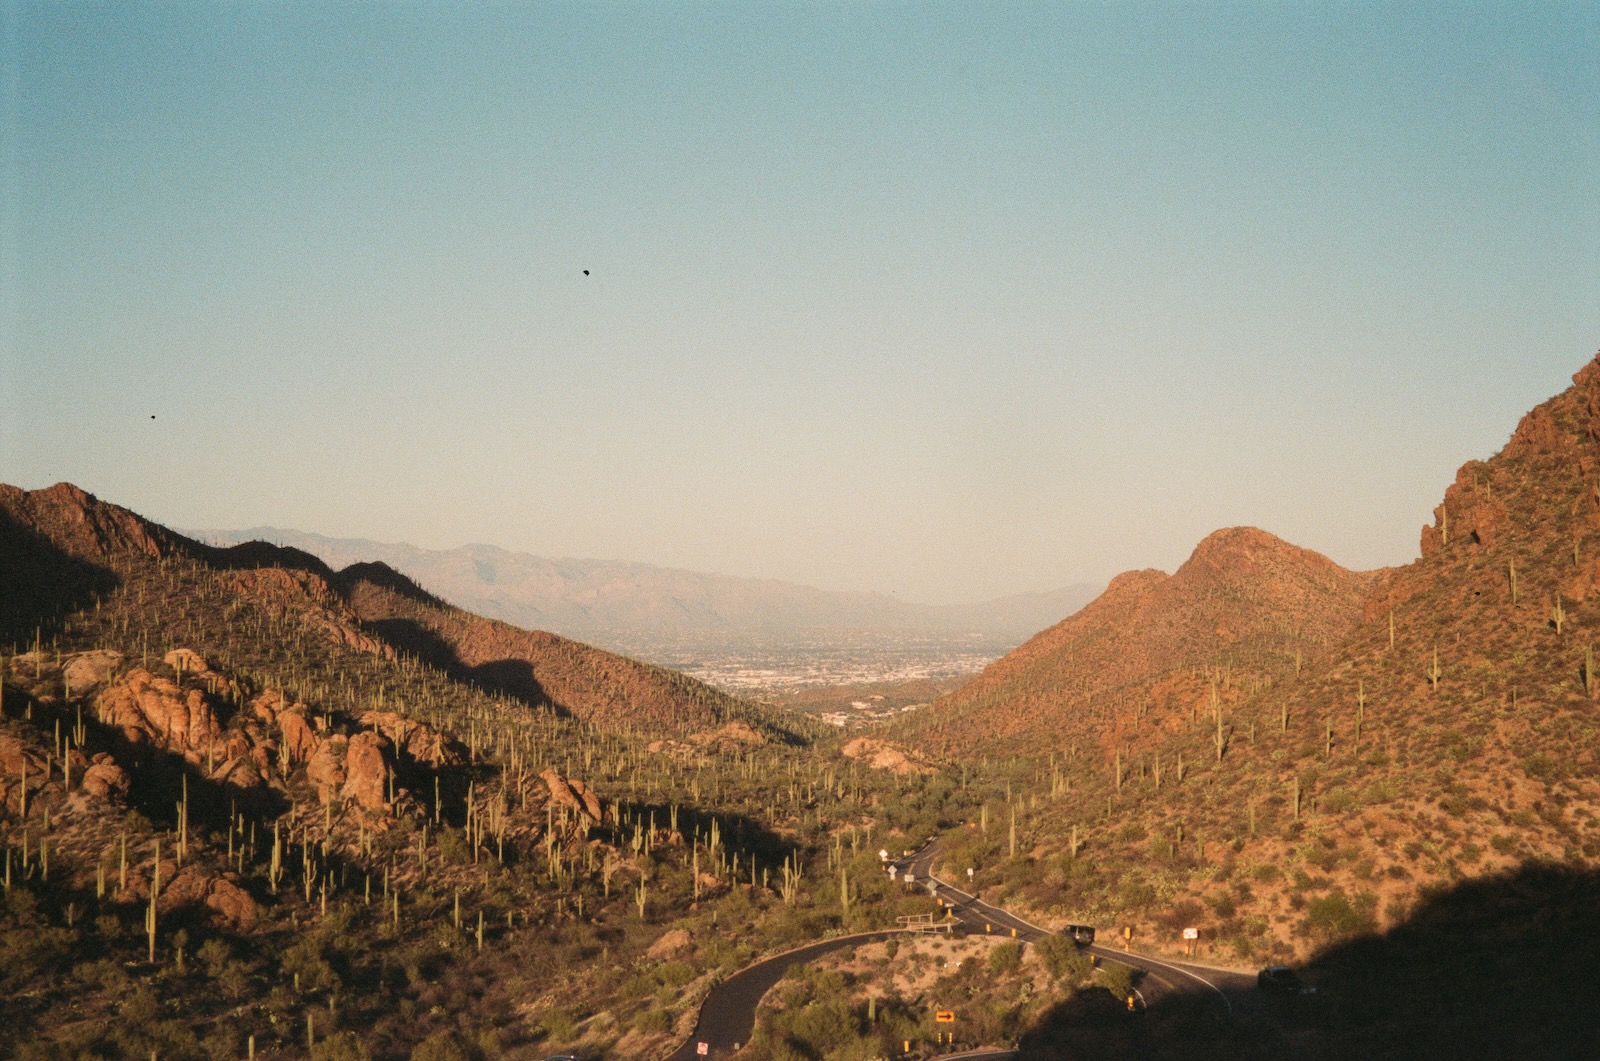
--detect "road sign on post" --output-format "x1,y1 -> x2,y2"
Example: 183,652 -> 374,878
1182,927 -> 1199,939
888,866 -> 898,880
879,849 -> 889,861
696,1043 -> 708,1055
935,1010 -> 956,1023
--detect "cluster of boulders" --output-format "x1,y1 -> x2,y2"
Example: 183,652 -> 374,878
4,646 -> 613,932
840,736 -> 937,776
647,719 -> 769,758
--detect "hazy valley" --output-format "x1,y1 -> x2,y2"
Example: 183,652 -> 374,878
6,356 -> 1600,1060
192,529 -> 1097,693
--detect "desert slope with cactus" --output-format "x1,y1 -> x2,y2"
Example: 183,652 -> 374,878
896,525 -> 1378,758
927,353 -> 1600,976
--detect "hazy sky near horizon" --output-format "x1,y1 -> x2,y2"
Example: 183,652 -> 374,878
5,3 -> 1598,604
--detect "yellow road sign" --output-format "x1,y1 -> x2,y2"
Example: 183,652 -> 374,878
935,1010 -> 956,1023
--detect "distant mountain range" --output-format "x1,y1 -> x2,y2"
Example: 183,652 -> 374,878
190,527 -> 1101,657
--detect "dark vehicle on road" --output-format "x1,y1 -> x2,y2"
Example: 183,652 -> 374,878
1257,966 -> 1315,995
1064,924 -> 1096,946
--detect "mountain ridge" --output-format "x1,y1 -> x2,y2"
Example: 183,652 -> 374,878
0,482 -> 775,739
192,526 -> 1102,652
896,525 -> 1381,756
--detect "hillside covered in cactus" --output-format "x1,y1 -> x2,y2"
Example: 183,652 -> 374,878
894,525 -> 1378,758
0,483 -> 972,1059
916,354 -> 1600,983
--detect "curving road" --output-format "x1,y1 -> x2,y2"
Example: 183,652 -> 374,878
894,841 -> 1258,1017
662,930 -> 904,1060
660,838 -> 1257,1061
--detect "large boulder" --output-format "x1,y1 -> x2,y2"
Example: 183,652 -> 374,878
63,650 -> 124,695
341,731 -> 392,811
158,864 -> 258,930
80,753 -> 130,801
647,928 -> 693,960
277,708 -> 320,764
95,669 -> 221,758
305,735 -> 348,797
541,768 -> 602,824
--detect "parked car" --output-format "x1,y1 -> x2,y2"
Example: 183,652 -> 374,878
1064,924 -> 1096,946
1257,966 -> 1315,995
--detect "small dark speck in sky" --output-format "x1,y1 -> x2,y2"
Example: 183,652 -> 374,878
582,269 -> 590,276
150,415 -> 155,420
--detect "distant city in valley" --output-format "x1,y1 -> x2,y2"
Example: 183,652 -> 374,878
633,630 -> 1002,696
195,526 -> 1096,692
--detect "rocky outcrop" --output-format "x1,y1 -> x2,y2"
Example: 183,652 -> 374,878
341,731 -> 392,810
541,768 -> 602,824
80,753 -> 130,801
305,736 -> 347,793
841,737 -> 936,776
1421,460 -> 1510,557
689,720 -> 768,751
159,864 -> 258,930
646,928 -> 693,959
358,710 -> 462,768
276,708 -> 320,764
95,669 -> 223,759
63,650 -> 124,695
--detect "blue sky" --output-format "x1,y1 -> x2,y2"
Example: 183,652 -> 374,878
4,3 -> 1597,603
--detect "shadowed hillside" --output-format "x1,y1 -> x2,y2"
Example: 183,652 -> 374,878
336,561 -> 791,740
1012,861 -> 1600,1060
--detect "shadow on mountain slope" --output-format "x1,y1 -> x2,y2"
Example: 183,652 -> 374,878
336,560 -> 448,609
360,616 -> 566,719
1296,860 -> 1600,1060
1016,861 -> 1600,1060
0,510 -> 119,648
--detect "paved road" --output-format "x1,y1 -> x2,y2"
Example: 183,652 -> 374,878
893,841 -> 1257,1015
662,930 -> 904,1061
660,838 -> 1259,1061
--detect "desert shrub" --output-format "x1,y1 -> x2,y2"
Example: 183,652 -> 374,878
281,934 -> 342,994
410,1030 -> 482,1061
1303,889 -> 1375,944
988,940 -> 1022,976
1157,900 -> 1203,932
1034,934 -> 1094,985
313,1031 -> 372,1061
1120,879 -> 1156,909
1095,961 -> 1133,1001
